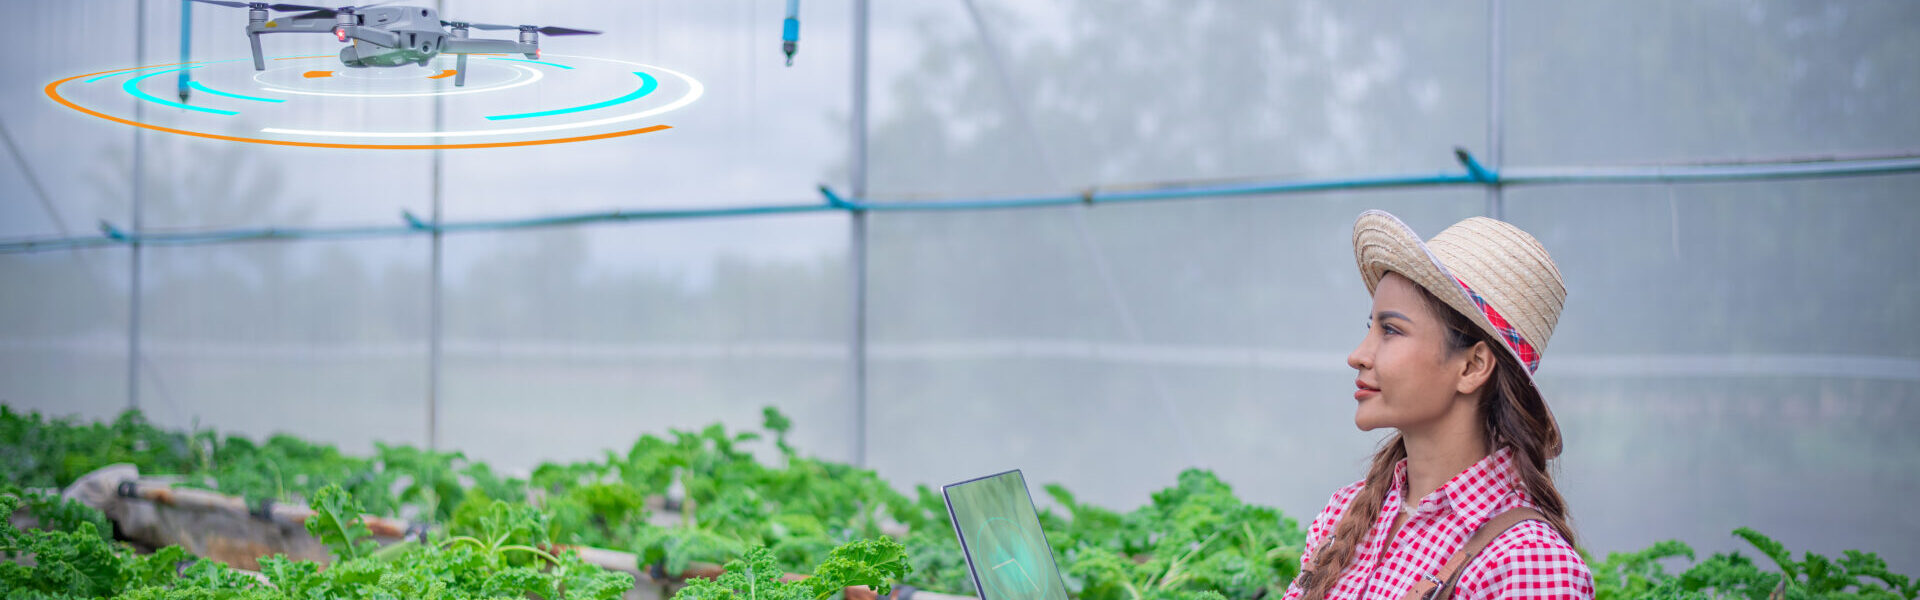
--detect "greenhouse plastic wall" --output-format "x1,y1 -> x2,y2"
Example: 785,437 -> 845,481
136,239 -> 432,450
1506,177 -> 1920,572
438,220 -> 852,470
0,249 -> 130,422
1,0 -> 860,461
2,0 -> 1918,576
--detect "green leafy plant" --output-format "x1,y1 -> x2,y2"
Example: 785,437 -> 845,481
1049,469 -> 1302,600
0,407 -> 206,490
601,409 -> 912,576
0,493 -> 122,598
810,537 -> 913,599
2,484 -> 111,541
1590,539 -> 1697,600
545,481 -> 649,548
377,442 -> 474,522
271,486 -> 634,600
305,484 -> 380,561
1,490 -> 283,600
14,407 -> 1915,600
674,546 -> 814,600
443,493 -> 562,567
1590,529 -> 1919,600
203,433 -> 399,517
673,538 -> 912,600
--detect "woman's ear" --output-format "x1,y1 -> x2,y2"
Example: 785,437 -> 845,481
1456,341 -> 1496,396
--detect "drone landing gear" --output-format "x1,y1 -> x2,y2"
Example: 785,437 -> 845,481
248,32 -> 265,70
455,53 -> 467,86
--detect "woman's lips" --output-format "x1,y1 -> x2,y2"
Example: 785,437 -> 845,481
1354,379 -> 1380,401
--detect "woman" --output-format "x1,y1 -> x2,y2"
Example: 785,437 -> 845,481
1282,211 -> 1594,600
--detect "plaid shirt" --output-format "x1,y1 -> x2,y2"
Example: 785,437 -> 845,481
1280,447 -> 1594,600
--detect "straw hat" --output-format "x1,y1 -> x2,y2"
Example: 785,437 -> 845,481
1351,210 -> 1567,452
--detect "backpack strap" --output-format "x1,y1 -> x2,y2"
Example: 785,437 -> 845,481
1399,507 -> 1547,600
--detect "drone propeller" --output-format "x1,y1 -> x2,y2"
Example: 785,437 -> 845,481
285,1 -> 397,20
457,22 -> 601,36
533,26 -> 600,36
185,0 -> 333,12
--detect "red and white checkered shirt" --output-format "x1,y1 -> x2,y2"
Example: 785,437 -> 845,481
1280,447 -> 1594,600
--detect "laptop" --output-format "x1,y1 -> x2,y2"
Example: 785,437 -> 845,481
942,470 -> 1072,600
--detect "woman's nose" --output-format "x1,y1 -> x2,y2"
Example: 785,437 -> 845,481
1347,331 -> 1373,371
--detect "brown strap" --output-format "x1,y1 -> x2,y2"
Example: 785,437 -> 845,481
1398,508 -> 1547,600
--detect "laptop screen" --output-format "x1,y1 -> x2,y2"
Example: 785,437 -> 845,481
942,470 -> 1071,600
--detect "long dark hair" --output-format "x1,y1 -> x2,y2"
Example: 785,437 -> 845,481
1297,279 -> 1575,600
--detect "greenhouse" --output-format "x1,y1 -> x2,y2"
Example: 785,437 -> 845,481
2,1 -> 1917,599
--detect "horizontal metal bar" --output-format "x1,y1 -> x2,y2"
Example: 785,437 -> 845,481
97,222 -> 420,245
847,172 -> 1484,213
4,149 -> 1916,255
0,237 -> 123,252
1502,156 -> 1920,184
404,202 -> 841,233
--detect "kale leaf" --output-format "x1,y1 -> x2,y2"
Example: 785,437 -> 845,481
304,484 -> 379,561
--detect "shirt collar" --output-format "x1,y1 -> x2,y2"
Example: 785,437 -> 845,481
1390,445 -> 1523,527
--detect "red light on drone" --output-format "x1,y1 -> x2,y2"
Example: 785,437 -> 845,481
334,27 -> 347,42
535,48 -> 541,60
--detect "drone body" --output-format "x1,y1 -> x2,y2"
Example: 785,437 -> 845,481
192,0 -> 598,86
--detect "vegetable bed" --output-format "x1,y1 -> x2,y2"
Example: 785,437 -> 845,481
2,406 -> 1913,600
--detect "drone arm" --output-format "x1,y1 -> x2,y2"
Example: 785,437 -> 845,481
245,18 -> 337,35
240,17 -> 336,70
440,38 -> 528,55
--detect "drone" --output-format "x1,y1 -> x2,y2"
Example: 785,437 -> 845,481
187,0 -> 600,87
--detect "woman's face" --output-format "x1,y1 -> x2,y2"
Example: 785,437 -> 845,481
1346,272 -> 1473,432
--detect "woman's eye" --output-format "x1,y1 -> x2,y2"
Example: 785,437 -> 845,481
1383,325 -> 1401,336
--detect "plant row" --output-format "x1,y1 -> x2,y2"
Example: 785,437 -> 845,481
2,406 -> 1914,600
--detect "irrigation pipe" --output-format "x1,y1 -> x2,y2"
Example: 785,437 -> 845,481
4,149 -> 1918,254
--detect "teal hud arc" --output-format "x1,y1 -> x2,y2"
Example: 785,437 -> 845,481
943,470 -> 1072,600
47,2 -> 702,149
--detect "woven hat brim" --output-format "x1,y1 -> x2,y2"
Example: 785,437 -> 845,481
1351,210 -> 1563,457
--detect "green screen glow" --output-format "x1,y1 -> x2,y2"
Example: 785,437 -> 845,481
945,471 -> 1070,600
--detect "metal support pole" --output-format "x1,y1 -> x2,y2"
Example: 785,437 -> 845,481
849,211 -> 867,467
130,0 -> 148,411
428,165 -> 442,452
428,0 -> 445,451
849,0 -> 870,468
1485,0 -> 1505,220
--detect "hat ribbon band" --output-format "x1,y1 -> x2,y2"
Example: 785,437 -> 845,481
1453,276 -> 1541,374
